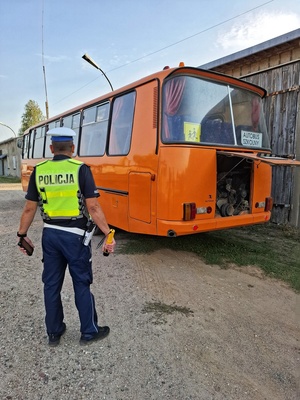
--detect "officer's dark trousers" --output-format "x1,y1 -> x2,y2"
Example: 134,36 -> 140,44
42,227 -> 99,336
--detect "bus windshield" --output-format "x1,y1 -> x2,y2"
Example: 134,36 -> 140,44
162,75 -> 270,150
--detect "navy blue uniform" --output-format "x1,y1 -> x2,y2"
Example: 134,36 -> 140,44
26,155 -> 102,337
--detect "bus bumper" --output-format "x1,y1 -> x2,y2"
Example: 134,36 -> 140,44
157,212 -> 271,237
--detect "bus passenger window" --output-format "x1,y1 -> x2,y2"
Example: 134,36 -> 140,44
33,126 -> 46,158
22,134 -> 30,159
61,113 -> 80,155
162,77 -> 186,141
109,92 -> 136,155
45,120 -> 61,158
80,103 -> 109,156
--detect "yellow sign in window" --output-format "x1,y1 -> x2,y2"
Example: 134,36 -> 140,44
184,122 -> 201,142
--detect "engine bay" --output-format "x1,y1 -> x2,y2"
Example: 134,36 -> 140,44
216,154 -> 252,217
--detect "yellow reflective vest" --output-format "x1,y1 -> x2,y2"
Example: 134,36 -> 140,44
35,159 -> 84,220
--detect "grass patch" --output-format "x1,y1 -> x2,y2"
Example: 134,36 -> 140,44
0,176 -> 21,183
119,223 -> 300,292
142,301 -> 194,324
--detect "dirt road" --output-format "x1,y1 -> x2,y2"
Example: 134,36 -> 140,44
0,184 -> 299,400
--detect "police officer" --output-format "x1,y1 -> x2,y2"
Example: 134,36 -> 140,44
17,127 -> 116,346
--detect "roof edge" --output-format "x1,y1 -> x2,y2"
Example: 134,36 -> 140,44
200,29 -> 300,70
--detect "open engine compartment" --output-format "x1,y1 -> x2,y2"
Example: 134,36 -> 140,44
216,154 -> 252,217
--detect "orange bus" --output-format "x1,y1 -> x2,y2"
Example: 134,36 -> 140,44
20,65 -> 300,237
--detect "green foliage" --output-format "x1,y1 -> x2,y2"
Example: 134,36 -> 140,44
0,176 -> 21,183
118,224 -> 300,292
142,301 -> 194,324
19,100 -> 45,136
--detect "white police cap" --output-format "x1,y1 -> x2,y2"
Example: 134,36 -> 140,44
47,127 -> 76,142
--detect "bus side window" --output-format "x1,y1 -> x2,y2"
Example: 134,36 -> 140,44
28,129 -> 35,158
80,104 -> 109,156
108,92 -> 136,155
44,120 -> 61,158
62,113 -> 80,155
33,126 -> 46,158
22,134 -> 30,159
166,115 -> 185,141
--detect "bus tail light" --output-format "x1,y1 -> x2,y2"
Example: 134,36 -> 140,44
183,204 -> 213,220
264,197 -> 273,212
183,203 -> 196,220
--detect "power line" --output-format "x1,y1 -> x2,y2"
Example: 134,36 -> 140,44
106,0 -> 275,74
54,0 -> 274,105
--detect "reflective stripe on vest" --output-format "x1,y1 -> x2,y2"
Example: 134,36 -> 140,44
35,159 -> 83,219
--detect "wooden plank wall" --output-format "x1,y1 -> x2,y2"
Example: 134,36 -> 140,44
244,61 -> 300,226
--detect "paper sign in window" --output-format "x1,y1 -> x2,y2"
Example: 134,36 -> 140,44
241,130 -> 262,148
184,122 -> 201,142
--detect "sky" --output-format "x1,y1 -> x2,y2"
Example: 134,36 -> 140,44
0,0 -> 299,140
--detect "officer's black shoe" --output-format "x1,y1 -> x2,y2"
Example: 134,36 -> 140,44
48,323 -> 66,347
79,326 -> 110,345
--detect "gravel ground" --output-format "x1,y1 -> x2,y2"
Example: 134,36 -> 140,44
0,184 -> 299,400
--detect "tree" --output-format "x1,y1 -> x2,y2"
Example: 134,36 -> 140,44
19,100 -> 45,135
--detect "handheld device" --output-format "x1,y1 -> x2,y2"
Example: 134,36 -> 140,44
82,220 -> 96,246
18,237 -> 34,256
103,229 -> 115,256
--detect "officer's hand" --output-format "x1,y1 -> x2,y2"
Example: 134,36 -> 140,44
103,238 -> 116,254
17,236 -> 34,256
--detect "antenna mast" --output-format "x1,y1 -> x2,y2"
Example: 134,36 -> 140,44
42,0 -> 49,119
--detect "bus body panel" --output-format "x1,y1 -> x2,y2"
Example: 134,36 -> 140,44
129,172 -> 152,223
21,162 -> 35,192
157,147 -> 216,221
88,79 -> 159,235
155,146 -> 273,237
251,161 -> 272,214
